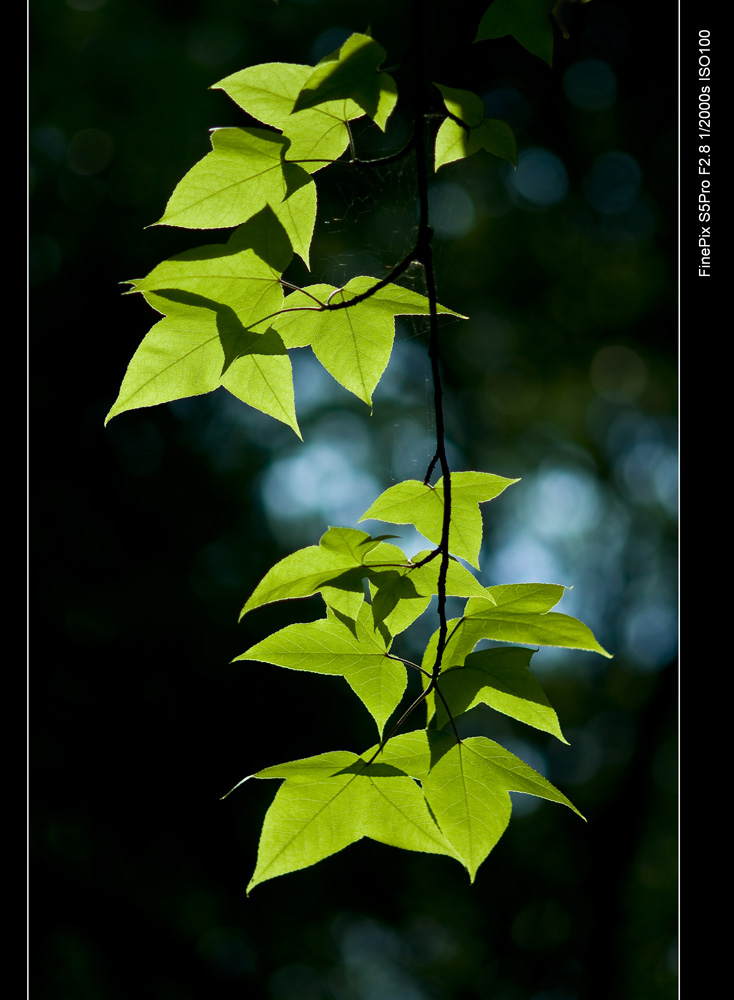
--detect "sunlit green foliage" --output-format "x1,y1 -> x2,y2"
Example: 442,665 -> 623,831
108,5 -> 609,892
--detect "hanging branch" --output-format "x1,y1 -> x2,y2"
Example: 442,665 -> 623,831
107,4 -> 611,893
410,0 -> 453,685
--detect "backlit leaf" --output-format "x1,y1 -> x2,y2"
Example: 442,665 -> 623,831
423,734 -> 582,880
369,549 -> 493,636
434,646 -> 569,742
235,603 -> 406,735
434,84 -> 516,171
213,62 -> 363,171
292,33 -> 397,129
435,117 -> 517,171
128,235 -> 284,330
273,278 -> 465,405
364,728 -> 447,781
248,750 -> 460,891
460,583 -> 612,656
240,526 -> 406,619
155,128 -> 316,266
360,471 -> 519,568
436,84 -> 486,127
105,289 -> 299,435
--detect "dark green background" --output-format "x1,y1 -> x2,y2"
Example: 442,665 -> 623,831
31,2 -> 677,998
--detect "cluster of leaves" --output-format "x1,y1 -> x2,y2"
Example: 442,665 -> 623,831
108,0 -> 608,893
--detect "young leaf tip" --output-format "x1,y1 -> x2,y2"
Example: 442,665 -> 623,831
220,773 -> 254,800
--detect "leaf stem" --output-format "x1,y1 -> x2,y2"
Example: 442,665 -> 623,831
278,279 -> 327,307
291,135 -> 416,168
348,135 -> 416,166
387,654 -> 431,678
433,680 -> 462,745
444,109 -> 472,132
345,120 -> 358,161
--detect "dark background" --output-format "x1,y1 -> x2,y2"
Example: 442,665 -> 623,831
31,2 -> 677,998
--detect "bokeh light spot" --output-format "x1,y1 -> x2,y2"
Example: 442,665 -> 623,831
563,58 -> 617,111
623,604 -> 678,671
428,182 -> 476,239
584,152 -> 642,216
511,148 -> 568,207
483,86 -> 532,132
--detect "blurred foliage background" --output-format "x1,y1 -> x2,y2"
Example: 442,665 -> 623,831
31,1 -> 677,998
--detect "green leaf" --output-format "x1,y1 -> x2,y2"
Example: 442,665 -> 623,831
369,548 -> 493,636
459,583 -> 612,656
423,734 -> 582,880
219,327 -> 300,435
255,750 -> 362,782
240,526 -> 402,619
292,33 -> 397,129
436,84 -> 486,128
362,730 -> 582,881
235,603 -> 406,735
107,220 -> 303,430
435,118 -> 516,171
213,62 -> 363,172
128,233 -> 285,330
434,85 -> 516,171
155,127 -> 316,267
421,616 -> 474,675
475,0 -> 557,66
105,289 -> 300,435
422,737 -> 511,880
225,205 -> 295,273
472,582 -> 566,613
420,583 -> 610,723
248,767 -> 360,891
272,278 -> 465,405
434,647 -> 569,742
247,751 -> 460,891
243,529 -> 490,640
364,728 -> 449,781
360,471 -> 519,568
372,74 -> 399,132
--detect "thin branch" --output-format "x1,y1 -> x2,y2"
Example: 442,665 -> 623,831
348,135 -> 416,166
365,679 -> 435,764
432,678 -> 462,745
424,450 -> 439,484
322,250 -> 418,310
247,249 -> 418,328
386,654 -> 431,678
266,242 -> 421,324
278,279 -> 327,306
345,120 -> 358,161
288,157 -> 338,165
410,0 -> 453,686
291,136 -> 415,169
410,547 -> 440,569
444,109 -> 472,132
367,0 -> 456,756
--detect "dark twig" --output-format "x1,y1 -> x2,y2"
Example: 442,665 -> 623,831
366,0 -> 458,759
424,450 -> 439,484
